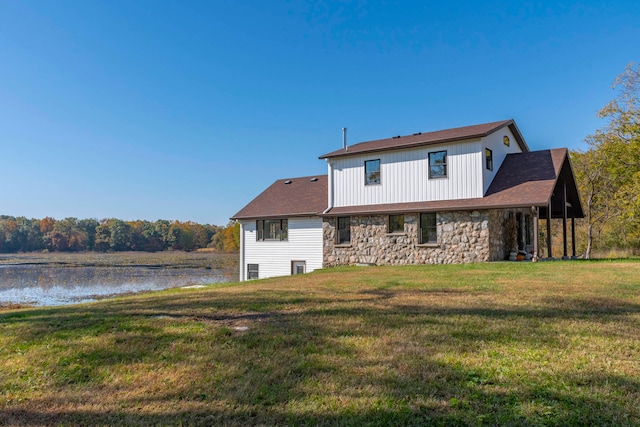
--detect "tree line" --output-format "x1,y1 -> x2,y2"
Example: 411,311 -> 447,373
571,62 -> 640,258
0,216 -> 240,253
3,65 -> 636,259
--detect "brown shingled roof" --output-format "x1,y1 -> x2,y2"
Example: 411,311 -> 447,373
319,119 -> 528,159
231,175 -> 328,220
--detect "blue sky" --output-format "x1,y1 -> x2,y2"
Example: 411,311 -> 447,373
1,1 -> 638,226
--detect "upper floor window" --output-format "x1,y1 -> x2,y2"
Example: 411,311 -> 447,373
388,214 -> 404,233
256,219 -> 288,241
503,135 -> 510,146
420,213 -> 437,244
337,217 -> 351,245
485,148 -> 493,171
365,159 -> 381,185
428,151 -> 447,179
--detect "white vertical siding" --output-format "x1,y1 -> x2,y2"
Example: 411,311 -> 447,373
481,128 -> 524,195
240,217 -> 323,281
331,139 -> 484,207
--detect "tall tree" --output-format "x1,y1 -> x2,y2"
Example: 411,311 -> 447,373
78,218 -> 99,251
571,148 -> 622,258
94,221 -> 111,252
107,219 -> 132,252
577,62 -> 640,255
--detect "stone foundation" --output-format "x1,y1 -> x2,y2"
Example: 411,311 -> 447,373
323,209 -> 516,266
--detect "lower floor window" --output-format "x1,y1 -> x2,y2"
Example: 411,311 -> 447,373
256,219 -> 288,241
247,264 -> 259,279
420,213 -> 437,244
337,217 -> 351,244
389,214 -> 404,233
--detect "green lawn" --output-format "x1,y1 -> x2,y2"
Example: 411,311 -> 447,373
1,261 -> 639,426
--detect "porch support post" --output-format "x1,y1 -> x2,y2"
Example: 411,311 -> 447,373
532,206 -> 539,262
547,200 -> 552,258
562,182 -> 568,259
571,213 -> 576,258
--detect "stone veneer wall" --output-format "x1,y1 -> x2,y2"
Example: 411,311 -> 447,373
323,209 -> 512,266
489,209 -> 510,261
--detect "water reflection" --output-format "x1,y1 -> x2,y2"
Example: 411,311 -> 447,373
0,265 -> 234,306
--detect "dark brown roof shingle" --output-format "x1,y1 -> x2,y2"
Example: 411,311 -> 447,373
231,175 -> 328,220
319,119 -> 528,159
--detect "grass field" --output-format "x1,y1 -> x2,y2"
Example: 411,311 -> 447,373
1,261 -> 639,426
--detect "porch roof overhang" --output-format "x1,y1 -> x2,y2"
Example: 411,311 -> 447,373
322,196 -> 551,217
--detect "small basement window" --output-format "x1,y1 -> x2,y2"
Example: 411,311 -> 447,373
247,264 -> 259,280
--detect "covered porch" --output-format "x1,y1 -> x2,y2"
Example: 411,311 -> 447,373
531,157 -> 584,260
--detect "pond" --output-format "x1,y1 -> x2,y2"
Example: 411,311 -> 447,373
0,252 -> 239,307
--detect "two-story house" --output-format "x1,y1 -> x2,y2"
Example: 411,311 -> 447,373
232,119 -> 583,281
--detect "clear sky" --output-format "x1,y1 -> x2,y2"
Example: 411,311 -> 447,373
1,1 -> 638,225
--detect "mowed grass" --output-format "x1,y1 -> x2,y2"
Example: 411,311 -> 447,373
1,261 -> 639,426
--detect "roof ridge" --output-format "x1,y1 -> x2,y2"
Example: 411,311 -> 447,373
319,119 -> 524,159
275,173 -> 328,181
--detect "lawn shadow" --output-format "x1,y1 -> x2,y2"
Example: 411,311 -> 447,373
2,284 -> 640,426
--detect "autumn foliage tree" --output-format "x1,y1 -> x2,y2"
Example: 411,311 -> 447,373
573,62 -> 640,256
222,222 -> 240,252
0,215 -> 229,253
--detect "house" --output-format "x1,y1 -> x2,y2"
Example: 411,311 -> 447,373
231,119 -> 583,281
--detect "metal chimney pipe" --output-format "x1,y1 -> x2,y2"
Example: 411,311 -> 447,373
342,127 -> 348,151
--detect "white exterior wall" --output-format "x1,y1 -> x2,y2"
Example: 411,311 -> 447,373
330,139 -> 484,207
239,217 -> 323,281
481,127 -> 524,194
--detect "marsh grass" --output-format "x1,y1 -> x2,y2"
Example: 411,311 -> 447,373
1,261 -> 639,426
0,251 -> 238,270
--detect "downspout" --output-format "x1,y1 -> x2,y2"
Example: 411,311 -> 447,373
547,199 -> 553,259
562,181 -> 568,259
323,159 -> 334,214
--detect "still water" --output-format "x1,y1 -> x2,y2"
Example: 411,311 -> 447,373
0,264 -> 234,306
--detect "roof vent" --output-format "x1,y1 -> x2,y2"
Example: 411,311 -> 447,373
310,177 -> 318,182
342,127 -> 348,152
413,132 -> 422,135
392,135 -> 401,139
284,180 -> 292,184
